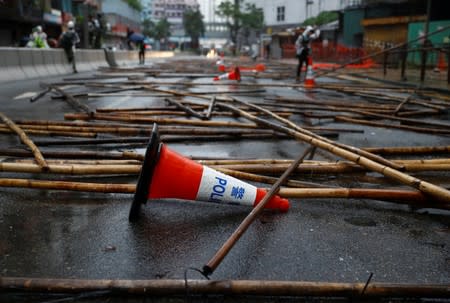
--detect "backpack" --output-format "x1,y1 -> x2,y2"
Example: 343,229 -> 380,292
60,32 -> 74,49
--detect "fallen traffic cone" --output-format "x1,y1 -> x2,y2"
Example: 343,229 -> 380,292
304,57 -> 316,88
129,124 -> 289,221
213,66 -> 241,81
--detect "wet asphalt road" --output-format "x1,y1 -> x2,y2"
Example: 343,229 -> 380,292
0,57 -> 449,290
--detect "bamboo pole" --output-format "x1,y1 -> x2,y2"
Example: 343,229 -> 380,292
350,108 -> 450,129
0,178 -> 135,193
50,85 -> 94,116
0,112 -> 49,171
64,112 -> 259,129
0,178 -> 447,210
0,126 -> 97,138
4,123 -> 282,137
164,97 -> 207,120
0,162 -> 140,174
335,116 -> 450,134
363,145 -> 450,155
205,96 -> 216,120
215,102 -> 450,204
0,277 -> 448,298
0,148 -> 144,160
13,159 -> 142,165
3,159 -> 449,175
215,167 -> 328,188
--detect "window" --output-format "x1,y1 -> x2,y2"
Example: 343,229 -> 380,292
276,6 -> 285,22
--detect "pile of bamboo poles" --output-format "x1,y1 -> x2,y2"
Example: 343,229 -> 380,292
0,57 -> 449,213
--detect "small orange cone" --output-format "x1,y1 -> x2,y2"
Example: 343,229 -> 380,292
240,63 -> 266,72
436,52 -> 447,72
213,67 -> 241,81
304,56 -> 316,88
129,124 -> 289,221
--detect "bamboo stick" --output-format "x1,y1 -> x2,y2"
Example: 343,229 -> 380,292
164,97 -> 207,120
0,112 -> 49,171
0,177 -> 447,210
0,126 -> 97,138
335,116 -> 450,134
350,108 -> 450,129
5,123 -> 280,137
12,159 -> 142,165
0,148 -> 144,160
0,178 -> 135,193
277,187 -> 450,209
215,102 -> 450,204
205,96 -> 216,120
0,277 -> 448,298
393,95 -> 412,115
64,112 -> 259,129
363,145 -> 450,155
2,158 -> 449,176
215,167 -> 328,188
50,85 -> 94,116
0,162 -> 140,174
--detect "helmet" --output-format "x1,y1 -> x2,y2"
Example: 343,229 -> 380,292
305,26 -> 314,34
67,21 -> 74,29
36,26 -> 42,33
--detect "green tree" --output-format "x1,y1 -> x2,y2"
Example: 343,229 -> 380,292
125,0 -> 143,11
216,0 -> 264,54
142,18 -> 155,37
241,3 -> 264,46
154,17 -> 171,49
183,9 -> 205,50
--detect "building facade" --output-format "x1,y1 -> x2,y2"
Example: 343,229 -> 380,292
197,0 -> 228,49
99,0 -> 142,47
151,0 -> 200,38
0,0 -> 100,47
247,0 -> 360,33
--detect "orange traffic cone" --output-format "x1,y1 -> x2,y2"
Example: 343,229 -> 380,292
213,66 -> 241,81
129,124 -> 289,221
304,57 -> 316,88
217,64 -> 226,72
436,51 -> 447,72
240,63 -> 266,72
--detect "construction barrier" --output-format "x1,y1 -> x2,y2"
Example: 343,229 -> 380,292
0,48 -> 26,82
0,47 -> 175,83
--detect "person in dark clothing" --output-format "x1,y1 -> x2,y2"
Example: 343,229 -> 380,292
59,21 -> 80,73
127,28 -> 146,65
295,26 -> 320,82
138,40 -> 146,65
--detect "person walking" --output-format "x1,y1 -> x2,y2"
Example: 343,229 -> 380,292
59,21 -> 80,73
138,39 -> 146,65
295,26 -> 320,82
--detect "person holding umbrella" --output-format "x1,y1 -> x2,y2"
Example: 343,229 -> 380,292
127,28 -> 146,65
